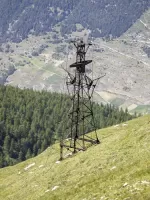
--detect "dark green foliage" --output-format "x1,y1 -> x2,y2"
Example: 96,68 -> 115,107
0,0 -> 79,42
0,0 -> 149,42
0,85 -> 134,168
0,85 -> 71,167
62,0 -> 150,38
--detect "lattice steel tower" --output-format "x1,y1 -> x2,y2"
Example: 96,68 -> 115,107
60,40 -> 101,160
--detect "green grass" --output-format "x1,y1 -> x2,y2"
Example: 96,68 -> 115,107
0,115 -> 150,200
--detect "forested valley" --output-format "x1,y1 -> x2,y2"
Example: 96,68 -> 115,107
0,85 -> 134,168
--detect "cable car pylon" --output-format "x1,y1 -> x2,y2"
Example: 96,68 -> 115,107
60,40 -> 104,160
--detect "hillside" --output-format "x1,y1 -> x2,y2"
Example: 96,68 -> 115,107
0,0 -> 149,42
91,7 -> 150,113
0,115 -> 150,200
0,85 -> 71,167
62,0 -> 150,38
0,0 -> 79,42
0,0 -> 149,114
0,85 -> 132,168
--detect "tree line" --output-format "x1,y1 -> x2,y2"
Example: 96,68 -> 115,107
0,85 -> 134,168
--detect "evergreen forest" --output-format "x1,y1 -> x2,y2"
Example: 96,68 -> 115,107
0,0 -> 149,42
0,85 -> 134,168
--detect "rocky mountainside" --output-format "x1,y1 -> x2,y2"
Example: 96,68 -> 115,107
0,0 -> 150,113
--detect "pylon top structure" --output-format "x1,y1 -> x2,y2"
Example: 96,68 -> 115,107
70,40 -> 92,73
60,39 -> 102,160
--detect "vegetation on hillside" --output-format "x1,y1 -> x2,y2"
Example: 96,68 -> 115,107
0,0 -> 79,42
62,0 -> 150,38
0,115 -> 149,200
0,0 -> 149,42
0,85 -> 134,168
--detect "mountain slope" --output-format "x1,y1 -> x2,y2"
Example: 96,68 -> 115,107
0,85 -> 132,168
0,1 -> 149,114
0,0 -> 80,42
0,115 -> 150,200
87,7 -> 150,112
62,0 -> 150,38
0,0 -> 149,42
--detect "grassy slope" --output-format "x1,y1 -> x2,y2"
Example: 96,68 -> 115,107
0,115 -> 150,200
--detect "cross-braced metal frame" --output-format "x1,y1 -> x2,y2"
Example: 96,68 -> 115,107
60,40 -> 102,160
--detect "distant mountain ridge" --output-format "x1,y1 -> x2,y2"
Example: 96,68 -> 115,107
0,0 -> 149,42
0,0 -> 80,42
